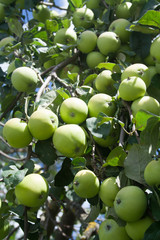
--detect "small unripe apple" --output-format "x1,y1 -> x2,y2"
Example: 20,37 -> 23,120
95,70 -> 117,96
0,3 -> 5,23
97,31 -> 121,56
54,28 -> 77,45
3,118 -> 32,148
119,76 -> 146,101
108,18 -> 131,43
28,108 -> 58,140
121,63 -> 151,88
88,93 -> 117,117
73,169 -> 100,198
52,124 -> 87,158
99,177 -> 119,207
85,0 -> 100,9
33,5 -> 51,23
114,186 -> 147,222
125,216 -> 154,240
150,35 -> 160,62
11,66 -> 38,92
99,219 -> 130,240
77,30 -> 97,53
131,96 -> 160,117
60,97 -> 88,124
73,7 -> 94,29
15,173 -> 49,208
86,51 -> 105,69
115,2 -> 132,19
144,159 -> 160,186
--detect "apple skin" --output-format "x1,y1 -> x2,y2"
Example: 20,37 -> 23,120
95,70 -> 117,96
97,31 -> 121,56
131,96 -> 160,117
0,3 -> 5,23
114,186 -> 147,222
116,2 -> 132,19
33,5 -> 51,23
85,0 -> 100,9
99,177 -> 119,207
88,93 -> 117,118
15,173 -> 49,208
54,28 -> 77,45
3,118 -> 32,148
108,18 -> 131,43
73,7 -> 94,29
60,97 -> 88,124
144,159 -> 160,186
125,216 -> 154,240
77,30 -> 97,54
86,51 -> 105,69
28,108 -> 58,140
98,219 -> 130,240
150,36 -> 160,62
121,63 -> 151,88
11,66 -> 38,92
73,169 -> 100,198
119,76 -> 146,101
52,124 -> 87,158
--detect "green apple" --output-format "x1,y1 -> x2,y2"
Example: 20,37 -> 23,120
155,61 -> 160,74
3,118 -> 32,148
0,0 -> 14,4
115,2 -> 132,19
60,97 -> 88,124
121,63 -> 151,88
148,66 -> 157,81
144,53 -> 155,66
73,7 -> 94,29
77,30 -> 97,53
0,3 -> 4,22
144,159 -> 160,186
131,96 -> 160,117
108,18 -> 131,43
88,93 -> 117,117
85,0 -> 100,9
11,66 -> 38,92
95,70 -> 117,96
150,36 -> 160,62
119,76 -> 146,101
86,51 -> 105,69
28,108 -> 58,140
0,219 -> 9,240
99,177 -> 119,207
15,173 -> 49,208
73,169 -> 100,198
52,124 -> 87,158
97,31 -> 121,56
33,5 -> 51,23
54,28 -> 77,45
125,216 -> 154,240
58,64 -> 80,81
98,219 -> 130,240
114,186 -> 147,222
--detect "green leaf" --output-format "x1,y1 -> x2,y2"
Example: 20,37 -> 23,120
103,146 -> 127,167
84,74 -> 97,85
54,158 -> 74,187
144,221 -> 160,240
140,116 -> 160,155
86,116 -> 112,139
147,74 -> 160,102
36,90 -> 58,108
124,144 -> 152,185
138,10 -> 160,29
45,20 -> 59,33
135,110 -> 156,131
72,157 -> 86,169
70,0 -> 83,8
35,139 -> 57,166
7,18 -> 23,38
149,191 -> 160,221
96,62 -> 121,73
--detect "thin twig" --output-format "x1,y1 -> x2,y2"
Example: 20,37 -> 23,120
6,226 -> 19,240
0,150 -> 27,161
39,1 -> 68,10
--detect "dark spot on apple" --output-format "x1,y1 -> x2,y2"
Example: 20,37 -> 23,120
138,69 -> 144,76
39,193 -> 44,200
112,27 -> 115,31
116,198 -> 121,204
106,224 -> 111,231
74,181 -> 79,186
127,77 -> 130,81
70,112 -> 75,117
